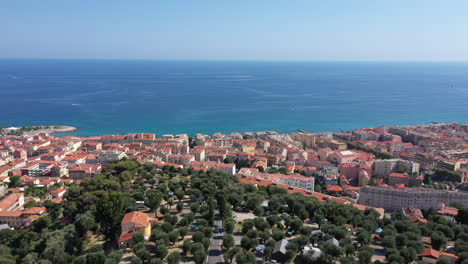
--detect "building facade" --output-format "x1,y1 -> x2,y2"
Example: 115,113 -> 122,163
373,159 -> 419,177
358,187 -> 468,211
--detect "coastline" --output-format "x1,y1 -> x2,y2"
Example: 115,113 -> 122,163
50,121 -> 460,138
29,125 -> 77,135
5,125 -> 78,136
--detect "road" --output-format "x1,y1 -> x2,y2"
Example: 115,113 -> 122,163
207,212 -> 225,264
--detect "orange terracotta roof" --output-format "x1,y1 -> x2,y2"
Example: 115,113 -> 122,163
39,197 -> 63,204
122,211 -> 150,228
118,232 -> 134,243
23,206 -> 47,215
389,173 -> 407,179
441,252 -> 458,259
326,185 -> 343,192
0,193 -> 23,211
437,208 -> 458,216
23,214 -> 39,222
51,188 -> 67,194
352,204 -> 384,216
408,215 -> 428,223
342,185 -> 361,191
421,248 -> 440,259
0,211 -> 23,217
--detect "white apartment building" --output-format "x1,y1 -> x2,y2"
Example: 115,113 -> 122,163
358,186 -> 468,211
211,163 -> 236,175
97,150 -> 127,165
373,159 -> 419,177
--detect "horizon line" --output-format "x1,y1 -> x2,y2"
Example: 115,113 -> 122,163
1,57 -> 468,63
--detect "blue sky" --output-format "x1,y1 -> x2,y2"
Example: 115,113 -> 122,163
1,0 -> 468,61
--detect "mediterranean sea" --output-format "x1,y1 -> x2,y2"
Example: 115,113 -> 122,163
0,59 -> 467,137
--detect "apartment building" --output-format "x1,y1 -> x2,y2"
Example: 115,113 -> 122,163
388,173 -> 423,186
211,163 -> 236,175
339,163 -> 360,180
0,193 -> 24,212
244,172 -> 315,192
320,139 -> 347,151
373,159 -> 419,177
188,161 -> 236,175
97,150 -> 127,165
167,154 -> 195,166
358,186 -> 468,211
0,184 -> 7,198
401,152 -> 435,170
191,148 -> 206,162
0,206 -> 46,228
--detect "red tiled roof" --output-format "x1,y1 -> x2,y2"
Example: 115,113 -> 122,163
39,197 -> 63,204
340,163 -> 359,168
389,173 -> 407,179
122,211 -> 150,228
0,211 -> 23,217
23,214 -> 39,222
23,206 -> 46,215
214,163 -> 235,168
437,208 -> 458,216
342,185 -> 361,192
408,215 -> 428,223
61,179 -> 74,184
352,204 -> 384,216
49,188 -> 65,195
0,193 -> 23,211
326,185 -> 343,192
118,232 -> 134,243
441,252 -> 459,259
421,248 -> 440,259
237,176 -> 350,205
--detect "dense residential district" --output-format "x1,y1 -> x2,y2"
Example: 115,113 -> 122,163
0,123 -> 468,264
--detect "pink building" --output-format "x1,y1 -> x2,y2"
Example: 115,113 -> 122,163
339,163 -> 360,180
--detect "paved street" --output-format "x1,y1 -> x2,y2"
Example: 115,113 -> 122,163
207,212 -> 225,264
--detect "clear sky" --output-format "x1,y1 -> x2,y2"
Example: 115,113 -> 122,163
1,0 -> 468,61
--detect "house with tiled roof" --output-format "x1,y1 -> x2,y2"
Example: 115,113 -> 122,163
21,160 -> 56,176
402,207 -> 424,219
152,161 -> 183,169
38,197 -> 64,205
61,179 -> 74,185
0,200 -> 44,228
188,161 -> 236,175
118,211 -> 156,248
437,204 -> 458,222
0,211 -> 24,228
68,164 -> 101,179
22,206 -> 46,216
351,204 -> 384,219
0,193 -> 24,212
49,188 -> 67,199
118,232 -> 135,249
326,185 -> 343,195
20,176 -> 40,185
420,247 -> 459,263
408,215 -> 428,224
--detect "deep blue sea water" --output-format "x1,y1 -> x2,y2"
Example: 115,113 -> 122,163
0,59 -> 467,137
